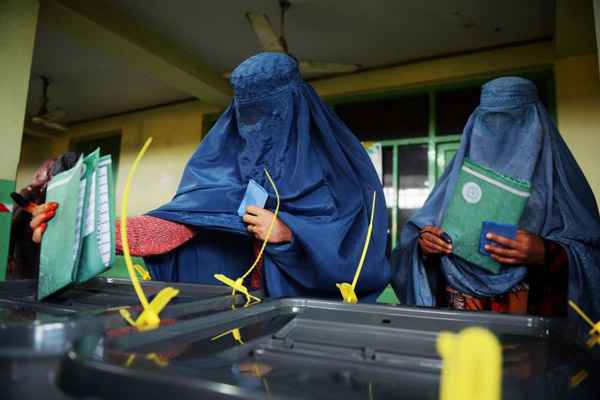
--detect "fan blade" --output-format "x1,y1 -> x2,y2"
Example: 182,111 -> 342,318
224,60 -> 361,79
31,116 -> 44,125
246,12 -> 285,52
40,119 -> 68,132
299,61 -> 361,75
40,109 -> 66,122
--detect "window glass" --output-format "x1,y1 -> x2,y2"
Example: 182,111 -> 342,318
335,95 -> 429,141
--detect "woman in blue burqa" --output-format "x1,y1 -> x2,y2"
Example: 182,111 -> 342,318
139,52 -> 389,300
391,77 -> 600,324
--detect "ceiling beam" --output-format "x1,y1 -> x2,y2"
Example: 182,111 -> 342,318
39,0 -> 232,106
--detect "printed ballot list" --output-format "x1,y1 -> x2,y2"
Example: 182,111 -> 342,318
96,160 -> 113,267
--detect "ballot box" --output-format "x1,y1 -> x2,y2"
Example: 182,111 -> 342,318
0,278 -> 257,400
1,277 -> 245,310
56,298 -> 599,400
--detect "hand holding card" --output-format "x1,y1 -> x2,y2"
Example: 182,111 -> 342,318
237,179 -> 268,217
479,221 -> 518,257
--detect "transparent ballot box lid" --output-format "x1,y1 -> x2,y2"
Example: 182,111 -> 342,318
57,298 -> 600,400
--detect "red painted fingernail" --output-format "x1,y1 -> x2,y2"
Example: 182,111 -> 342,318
40,223 -> 47,233
49,203 -> 59,210
24,205 -> 36,214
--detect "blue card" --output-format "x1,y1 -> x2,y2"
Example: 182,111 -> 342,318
237,179 -> 269,217
479,221 -> 518,256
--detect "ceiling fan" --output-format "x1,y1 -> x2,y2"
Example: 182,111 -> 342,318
227,0 -> 361,78
29,76 -> 68,132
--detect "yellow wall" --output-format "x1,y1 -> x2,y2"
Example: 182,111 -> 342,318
0,0 -> 39,182
17,101 -> 220,215
555,53 -> 600,198
16,136 -> 54,190
553,0 -> 600,199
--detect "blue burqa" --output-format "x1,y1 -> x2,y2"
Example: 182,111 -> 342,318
391,77 -> 600,323
146,53 -> 390,300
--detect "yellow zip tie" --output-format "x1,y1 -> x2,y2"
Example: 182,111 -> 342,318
569,300 -> 600,347
123,353 -> 168,368
118,137 -> 179,331
586,334 -> 600,348
336,191 -> 377,304
214,168 -> 280,307
213,274 -> 261,306
146,353 -> 169,368
125,354 -> 136,368
569,300 -> 596,328
211,327 -> 244,345
437,327 -> 502,400
134,264 -> 151,281
570,369 -> 589,388
120,309 -> 137,327
211,295 -> 245,345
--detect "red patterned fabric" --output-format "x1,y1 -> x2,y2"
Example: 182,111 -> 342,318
447,284 -> 529,315
527,240 -> 569,317
115,216 -> 266,289
115,216 -> 195,257
446,240 -> 569,317
249,240 -> 264,289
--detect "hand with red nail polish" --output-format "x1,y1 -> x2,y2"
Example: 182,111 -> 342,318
30,202 -> 59,244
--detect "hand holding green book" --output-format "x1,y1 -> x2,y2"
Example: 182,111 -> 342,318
38,149 -> 115,299
441,159 -> 531,273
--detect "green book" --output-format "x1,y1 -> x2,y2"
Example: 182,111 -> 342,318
38,150 -> 116,299
441,159 -> 531,273
38,155 -> 87,299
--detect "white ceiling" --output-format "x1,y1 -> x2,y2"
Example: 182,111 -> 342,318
26,0 -> 555,124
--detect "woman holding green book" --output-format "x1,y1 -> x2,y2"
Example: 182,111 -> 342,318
391,77 -> 600,324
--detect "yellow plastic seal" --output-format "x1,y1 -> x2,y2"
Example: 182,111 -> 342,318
213,275 -> 261,306
213,168 -> 280,307
123,353 -> 169,368
570,369 -> 589,388
134,264 -> 151,281
212,327 -> 244,345
569,300 -> 600,348
125,354 -> 136,368
146,353 -> 169,368
336,191 -> 377,304
118,137 -> 179,331
437,327 -> 502,400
